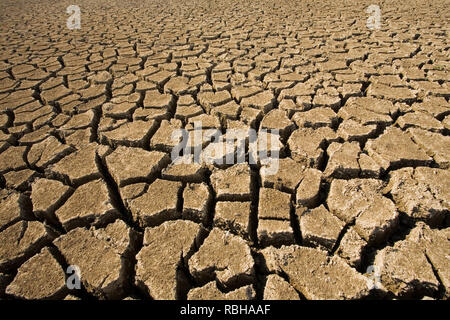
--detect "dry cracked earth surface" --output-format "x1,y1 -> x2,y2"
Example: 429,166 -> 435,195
0,0 -> 449,300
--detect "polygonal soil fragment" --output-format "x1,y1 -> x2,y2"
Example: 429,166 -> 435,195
41,85 -> 71,104
406,223 -> 450,298
282,244 -> 370,297
241,91 -> 275,113
54,220 -> 137,299
269,245 -> 370,299
214,201 -> 251,240
287,127 -> 338,168
179,181 -> 210,222
407,128 -> 450,169
0,221 -> 52,272
396,112 -> 444,133
312,93 -> 341,110
365,127 -> 432,170
384,167 -> 449,226
0,89 -> 34,111
260,109 -> 295,139
177,94 -> 196,107
161,161 -> 206,183
187,114 -> 221,130
129,179 -> 182,227
257,219 -> 295,248
279,99 -> 306,117
91,219 -> 139,260
3,169 -> 36,191
188,281 -> 255,300
105,146 -> 170,187
278,82 -> 313,101
336,227 -> 367,269
78,84 -> 106,100
240,107 -> 263,128
175,105 -> 203,122
6,247 -> 67,299
63,128 -> 93,150
328,179 -> 399,245
339,82 -> 363,99
258,188 -> 291,220
299,205 -> 345,251
189,228 -> 254,290
143,90 -> 174,109
263,274 -> 300,300
231,85 -> 262,103
258,245 -> 297,274
373,238 -> 440,298
411,97 -> 450,119
55,179 -> 119,231
261,157 -> 306,193
296,168 -> 322,208
198,90 -> 232,113
358,153 -> 383,178
103,100 -> 137,119
292,107 -> 338,129
324,141 -> 361,179
210,164 -> 253,201
367,83 -> 416,102
149,119 -> 183,152
134,107 -> 170,122
257,188 -> 294,246
337,119 -> 378,143
0,146 -> 28,173
19,125 -> 52,145
118,183 -> 147,204
211,101 -> 241,120
135,220 -> 206,300
31,178 -> 71,221
28,136 -> 74,169
100,120 -> 158,148
0,113 -> 9,129
98,118 -> 127,133
8,124 -> 28,136
0,192 -> 31,230
46,144 -> 102,186
325,141 -> 382,179
59,110 -> 95,132
164,76 -> 196,95
338,97 -> 394,127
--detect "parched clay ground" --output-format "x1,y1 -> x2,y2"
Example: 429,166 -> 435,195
0,0 -> 449,300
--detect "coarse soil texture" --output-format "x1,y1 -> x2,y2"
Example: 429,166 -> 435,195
0,0 -> 449,300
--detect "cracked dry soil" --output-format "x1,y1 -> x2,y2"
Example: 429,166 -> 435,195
0,0 -> 449,300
